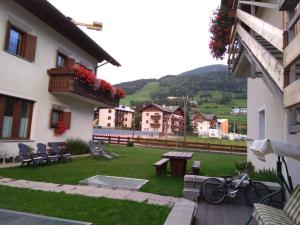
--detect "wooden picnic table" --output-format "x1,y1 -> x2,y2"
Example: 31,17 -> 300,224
162,151 -> 193,176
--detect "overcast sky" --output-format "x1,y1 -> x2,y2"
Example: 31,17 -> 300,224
49,0 -> 225,84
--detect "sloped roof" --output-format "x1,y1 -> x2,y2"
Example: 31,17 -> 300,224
13,0 -> 121,66
192,113 -> 217,121
142,103 -> 182,113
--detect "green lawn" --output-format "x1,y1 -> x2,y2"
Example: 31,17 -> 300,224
121,82 -> 160,105
183,136 -> 246,146
0,145 -> 245,197
0,186 -> 170,225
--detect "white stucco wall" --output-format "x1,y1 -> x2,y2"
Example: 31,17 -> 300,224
195,121 -> 211,136
0,1 -> 109,156
123,112 -> 133,128
141,111 -> 163,132
98,109 -> 115,128
247,78 -> 300,186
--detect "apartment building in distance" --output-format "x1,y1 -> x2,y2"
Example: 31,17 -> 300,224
141,103 -> 184,134
96,105 -> 134,129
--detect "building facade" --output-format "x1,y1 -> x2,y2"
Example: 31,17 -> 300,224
97,105 -> 134,129
224,0 -> 300,185
192,114 -> 218,136
141,104 -> 184,134
0,0 -> 120,156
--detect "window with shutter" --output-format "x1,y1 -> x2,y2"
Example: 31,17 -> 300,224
62,112 -> 71,129
0,95 -> 34,140
4,22 -> 37,62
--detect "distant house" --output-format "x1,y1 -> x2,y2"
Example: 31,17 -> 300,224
231,107 -> 247,115
141,104 -> 184,134
0,0 -> 121,156
97,105 -> 134,129
192,114 -> 218,136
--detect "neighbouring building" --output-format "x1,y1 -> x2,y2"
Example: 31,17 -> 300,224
141,104 -> 184,134
231,107 -> 247,115
223,0 -> 300,185
96,105 -> 134,129
191,113 -> 218,136
0,0 -> 121,156
217,119 -> 229,135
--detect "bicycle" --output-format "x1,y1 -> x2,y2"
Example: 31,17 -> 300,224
200,172 -> 270,206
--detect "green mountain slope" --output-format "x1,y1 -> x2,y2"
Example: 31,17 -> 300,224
116,64 -> 247,130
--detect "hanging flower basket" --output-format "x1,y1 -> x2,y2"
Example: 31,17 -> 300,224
208,6 -> 235,60
227,9 -> 236,18
54,121 -> 67,136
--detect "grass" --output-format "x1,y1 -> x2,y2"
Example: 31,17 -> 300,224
183,136 -> 246,146
0,186 -> 170,225
0,145 -> 245,197
121,82 -> 160,105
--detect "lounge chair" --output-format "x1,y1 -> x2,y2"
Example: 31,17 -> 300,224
96,141 -> 119,158
89,140 -> 113,159
18,143 -> 43,167
48,142 -> 72,162
37,143 -> 59,164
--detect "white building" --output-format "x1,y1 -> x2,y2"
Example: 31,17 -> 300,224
192,114 -> 218,136
0,0 -> 121,156
97,105 -> 134,129
225,0 -> 300,185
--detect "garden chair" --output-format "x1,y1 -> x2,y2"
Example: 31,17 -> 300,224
253,185 -> 300,225
18,143 -> 43,167
48,143 -> 72,162
97,141 -> 119,158
37,143 -> 59,164
89,140 -> 113,159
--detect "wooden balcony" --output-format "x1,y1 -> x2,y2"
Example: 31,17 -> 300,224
150,123 -> 161,128
47,68 -> 119,106
151,115 -> 161,121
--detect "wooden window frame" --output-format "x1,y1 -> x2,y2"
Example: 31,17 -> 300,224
49,109 -> 72,129
56,51 -> 68,68
4,22 -> 37,62
0,95 -> 34,140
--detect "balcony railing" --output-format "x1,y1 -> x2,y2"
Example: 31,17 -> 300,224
150,123 -> 161,128
151,115 -> 161,121
48,68 -> 119,106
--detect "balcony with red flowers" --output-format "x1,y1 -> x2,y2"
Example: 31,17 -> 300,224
150,123 -> 161,128
151,114 -> 161,121
47,65 -> 125,107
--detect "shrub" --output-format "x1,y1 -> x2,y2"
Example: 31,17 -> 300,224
252,168 -> 280,183
66,138 -> 89,155
126,141 -> 134,147
235,160 -> 255,176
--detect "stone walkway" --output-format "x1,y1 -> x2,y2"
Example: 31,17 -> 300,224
0,177 -> 181,207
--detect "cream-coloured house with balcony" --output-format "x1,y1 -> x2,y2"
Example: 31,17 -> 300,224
97,105 -> 134,129
141,104 -> 184,134
225,0 -> 300,185
0,0 -> 121,156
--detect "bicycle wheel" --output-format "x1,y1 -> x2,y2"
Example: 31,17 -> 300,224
244,181 -> 270,206
201,178 -> 226,204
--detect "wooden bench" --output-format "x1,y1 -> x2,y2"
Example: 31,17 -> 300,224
153,158 -> 169,176
192,161 -> 201,175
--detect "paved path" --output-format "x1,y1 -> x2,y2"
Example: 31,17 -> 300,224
194,201 -> 258,225
0,177 -> 181,207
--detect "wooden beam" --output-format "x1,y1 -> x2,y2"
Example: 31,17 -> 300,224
283,32 -> 300,68
236,9 -> 285,51
288,9 -> 300,30
279,0 -> 300,11
239,1 -> 279,9
236,24 -> 284,90
284,78 -> 300,107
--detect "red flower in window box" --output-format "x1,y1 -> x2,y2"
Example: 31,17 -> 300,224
54,121 -> 68,136
116,88 -> 126,98
72,64 -> 126,98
